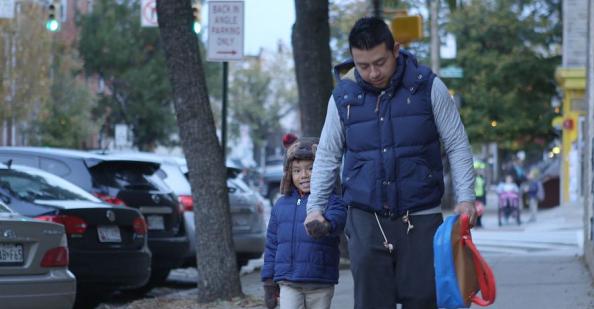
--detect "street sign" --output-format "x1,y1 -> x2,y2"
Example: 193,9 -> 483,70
114,123 -> 129,148
0,0 -> 15,19
207,1 -> 244,62
390,15 -> 423,44
440,65 -> 464,78
141,0 -> 158,28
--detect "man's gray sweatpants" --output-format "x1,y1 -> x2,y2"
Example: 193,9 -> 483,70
345,207 -> 442,309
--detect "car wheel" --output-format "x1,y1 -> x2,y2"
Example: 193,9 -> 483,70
237,257 -> 249,270
149,268 -> 171,285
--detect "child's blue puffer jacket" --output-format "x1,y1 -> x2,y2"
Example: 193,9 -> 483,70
261,191 -> 346,284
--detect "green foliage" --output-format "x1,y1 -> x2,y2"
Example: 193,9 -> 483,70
0,4 -> 52,122
329,0 -> 369,64
78,0 -> 175,150
447,0 -> 561,151
228,45 -> 297,150
32,47 -> 97,148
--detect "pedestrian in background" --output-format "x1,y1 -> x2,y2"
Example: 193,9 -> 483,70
474,169 -> 487,228
525,168 -> 544,222
261,137 -> 346,309
304,17 -> 476,309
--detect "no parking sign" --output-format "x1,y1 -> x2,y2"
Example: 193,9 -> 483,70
141,0 -> 158,27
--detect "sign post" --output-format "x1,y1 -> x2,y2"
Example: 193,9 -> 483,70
207,0 -> 244,160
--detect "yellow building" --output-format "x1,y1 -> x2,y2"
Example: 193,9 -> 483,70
555,68 -> 586,204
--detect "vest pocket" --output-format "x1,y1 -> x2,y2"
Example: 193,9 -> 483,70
342,160 -> 376,207
398,158 -> 440,207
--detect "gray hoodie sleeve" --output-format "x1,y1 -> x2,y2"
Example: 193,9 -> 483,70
307,97 -> 345,214
431,77 -> 475,203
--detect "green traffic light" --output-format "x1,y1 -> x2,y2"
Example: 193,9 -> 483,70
193,22 -> 201,34
46,19 -> 60,32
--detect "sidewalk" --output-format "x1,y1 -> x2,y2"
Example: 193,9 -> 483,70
329,202 -> 594,308
114,201 -> 594,309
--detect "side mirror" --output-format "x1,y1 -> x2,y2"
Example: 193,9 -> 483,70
227,187 -> 237,193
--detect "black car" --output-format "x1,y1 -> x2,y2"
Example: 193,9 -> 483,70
0,162 -> 151,301
94,152 -> 267,268
0,147 -> 189,283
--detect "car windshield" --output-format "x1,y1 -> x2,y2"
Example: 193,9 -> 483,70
0,168 -> 100,202
90,161 -> 168,191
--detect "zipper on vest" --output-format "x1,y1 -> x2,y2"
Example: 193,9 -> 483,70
375,90 -> 386,113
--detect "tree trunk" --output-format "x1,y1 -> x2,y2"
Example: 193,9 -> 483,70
292,0 -> 333,137
156,0 -> 242,302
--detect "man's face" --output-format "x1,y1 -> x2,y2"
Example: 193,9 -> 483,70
352,43 -> 399,89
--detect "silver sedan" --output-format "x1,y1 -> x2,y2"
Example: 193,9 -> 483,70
0,202 -> 76,309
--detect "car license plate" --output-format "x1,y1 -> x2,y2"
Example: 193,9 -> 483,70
97,226 -> 122,243
0,243 -> 24,265
147,215 -> 165,230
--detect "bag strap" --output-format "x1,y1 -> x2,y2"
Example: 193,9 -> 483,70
460,214 -> 497,306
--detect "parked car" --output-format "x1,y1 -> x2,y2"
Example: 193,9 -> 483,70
261,157 -> 284,203
97,151 -> 266,268
0,147 -> 189,284
179,159 -> 267,267
0,162 -> 151,301
0,201 -> 76,309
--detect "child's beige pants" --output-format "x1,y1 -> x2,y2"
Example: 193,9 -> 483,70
279,284 -> 334,309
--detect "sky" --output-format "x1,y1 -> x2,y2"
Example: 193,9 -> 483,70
204,0 -> 295,56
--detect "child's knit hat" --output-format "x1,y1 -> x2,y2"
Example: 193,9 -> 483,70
280,137 -> 319,195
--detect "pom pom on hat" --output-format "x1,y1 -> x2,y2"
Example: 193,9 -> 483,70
282,133 -> 298,149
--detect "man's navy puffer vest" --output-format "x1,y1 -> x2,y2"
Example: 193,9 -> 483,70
332,50 -> 444,216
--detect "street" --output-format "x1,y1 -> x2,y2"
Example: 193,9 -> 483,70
98,198 -> 594,309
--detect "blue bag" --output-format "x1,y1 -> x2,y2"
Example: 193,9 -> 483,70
434,214 -> 496,308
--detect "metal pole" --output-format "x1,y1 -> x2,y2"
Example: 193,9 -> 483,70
430,0 -> 440,73
372,0 -> 382,18
222,61 -> 228,161
584,0 -> 594,242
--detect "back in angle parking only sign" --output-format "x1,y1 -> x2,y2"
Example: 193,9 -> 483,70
207,1 -> 244,62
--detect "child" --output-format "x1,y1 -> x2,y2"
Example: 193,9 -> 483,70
261,137 -> 346,309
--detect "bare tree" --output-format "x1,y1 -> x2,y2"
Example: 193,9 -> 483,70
156,0 -> 242,302
292,0 -> 334,137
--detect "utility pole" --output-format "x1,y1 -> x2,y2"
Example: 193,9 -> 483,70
430,0 -> 440,73
372,0 -> 382,18
584,0 -> 594,263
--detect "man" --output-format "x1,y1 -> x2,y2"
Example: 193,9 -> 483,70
304,17 -> 476,309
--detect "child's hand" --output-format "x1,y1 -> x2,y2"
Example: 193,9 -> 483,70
305,220 -> 331,239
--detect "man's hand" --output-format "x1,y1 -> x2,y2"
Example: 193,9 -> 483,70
304,210 -> 327,237
454,201 -> 477,227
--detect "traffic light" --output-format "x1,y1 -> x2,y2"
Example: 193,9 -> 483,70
390,15 -> 423,44
192,2 -> 201,34
46,0 -> 60,32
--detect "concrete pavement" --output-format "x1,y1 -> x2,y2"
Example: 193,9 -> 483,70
328,203 -> 594,308
164,200 -> 594,308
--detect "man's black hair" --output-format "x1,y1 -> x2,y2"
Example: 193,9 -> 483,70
348,16 -> 395,52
